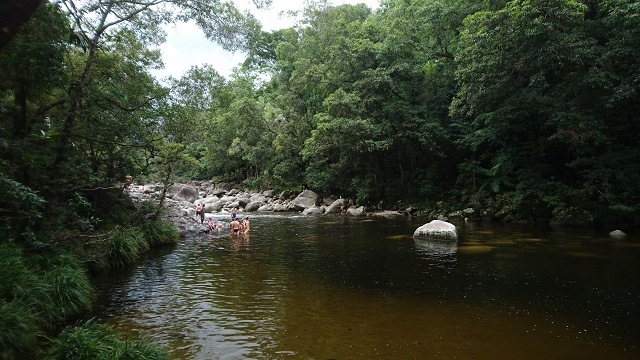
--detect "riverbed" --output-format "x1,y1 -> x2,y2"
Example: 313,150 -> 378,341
93,214 -> 640,359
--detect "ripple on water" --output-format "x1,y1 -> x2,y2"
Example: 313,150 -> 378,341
93,216 -> 640,360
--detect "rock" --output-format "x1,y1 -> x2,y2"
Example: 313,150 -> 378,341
272,204 -> 288,212
167,184 -> 199,203
302,206 -> 324,215
322,197 -> 335,206
250,194 -> 269,203
609,230 -> 627,238
219,195 -> 237,203
371,210 -> 404,218
204,201 -> 224,213
228,188 -> 239,196
245,201 -> 266,212
405,207 -> 419,216
346,206 -> 365,216
263,190 -> 275,198
325,198 -> 347,213
288,190 -> 318,211
211,188 -> 226,196
413,220 -> 458,240
279,190 -> 294,200
143,184 -> 160,193
237,196 -> 250,207
200,196 -> 220,205
257,204 -> 273,212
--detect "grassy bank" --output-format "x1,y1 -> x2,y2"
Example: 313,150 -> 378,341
0,187 -> 179,359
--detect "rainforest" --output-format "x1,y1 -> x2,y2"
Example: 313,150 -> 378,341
0,0 -> 638,358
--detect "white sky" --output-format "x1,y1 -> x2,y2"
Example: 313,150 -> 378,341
150,0 -> 379,81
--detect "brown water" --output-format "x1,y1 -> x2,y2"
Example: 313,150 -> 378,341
93,214 -> 640,359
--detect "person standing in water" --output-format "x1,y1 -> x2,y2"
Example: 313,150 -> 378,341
242,217 -> 250,234
231,207 -> 238,220
230,218 -> 242,235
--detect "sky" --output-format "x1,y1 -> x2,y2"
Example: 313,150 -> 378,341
150,0 -> 380,81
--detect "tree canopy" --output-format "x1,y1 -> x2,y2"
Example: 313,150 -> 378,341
1,0 -> 638,242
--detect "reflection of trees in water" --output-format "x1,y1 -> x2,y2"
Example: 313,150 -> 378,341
93,217 -> 640,358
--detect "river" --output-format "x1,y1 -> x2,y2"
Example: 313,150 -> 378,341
93,214 -> 640,359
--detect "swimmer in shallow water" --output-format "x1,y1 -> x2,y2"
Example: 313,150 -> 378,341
230,218 -> 241,235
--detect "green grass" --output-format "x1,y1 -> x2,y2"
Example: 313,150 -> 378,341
139,220 -> 180,247
0,299 -> 39,359
0,216 -> 179,358
47,320 -> 169,360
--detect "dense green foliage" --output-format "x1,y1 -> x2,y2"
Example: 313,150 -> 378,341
47,320 -> 169,360
0,1 -> 257,358
177,0 -> 639,224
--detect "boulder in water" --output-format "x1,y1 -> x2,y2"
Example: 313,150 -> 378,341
413,220 -> 458,240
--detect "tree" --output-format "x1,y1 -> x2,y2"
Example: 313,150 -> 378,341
452,0 -> 640,221
0,0 -> 47,49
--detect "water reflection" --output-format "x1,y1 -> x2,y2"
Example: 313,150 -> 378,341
93,216 -> 640,359
413,238 -> 457,257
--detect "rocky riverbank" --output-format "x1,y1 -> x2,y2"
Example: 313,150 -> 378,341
128,180 -> 628,238
127,181 -> 445,236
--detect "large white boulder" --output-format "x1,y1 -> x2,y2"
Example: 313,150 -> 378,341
167,183 -> 199,203
413,220 -> 458,240
288,190 -> 318,211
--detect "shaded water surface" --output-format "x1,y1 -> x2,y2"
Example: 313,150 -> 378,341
93,215 -> 640,359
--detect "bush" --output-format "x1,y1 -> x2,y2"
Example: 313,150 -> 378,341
139,220 -> 179,247
0,244 -> 95,357
0,300 -> 39,359
47,320 -> 169,360
111,227 -> 148,267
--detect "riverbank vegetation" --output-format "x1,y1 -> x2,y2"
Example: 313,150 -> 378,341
186,0 -> 638,227
142,0 -> 640,226
0,0 -> 638,358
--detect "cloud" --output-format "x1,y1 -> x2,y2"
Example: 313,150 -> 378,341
150,21 -> 247,81
151,0 -> 379,81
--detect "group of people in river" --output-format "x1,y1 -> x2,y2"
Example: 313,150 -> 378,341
198,205 -> 250,236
